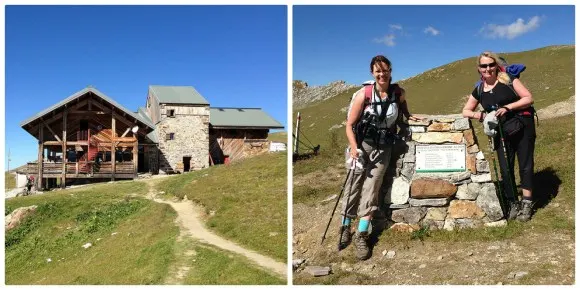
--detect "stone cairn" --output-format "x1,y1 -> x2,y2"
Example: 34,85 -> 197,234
381,114 -> 506,232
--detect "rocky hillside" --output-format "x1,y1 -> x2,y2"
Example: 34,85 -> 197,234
293,80 -> 358,109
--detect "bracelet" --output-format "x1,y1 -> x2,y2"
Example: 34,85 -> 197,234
502,106 -> 512,112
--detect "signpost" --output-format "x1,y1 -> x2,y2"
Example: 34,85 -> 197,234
415,144 -> 466,172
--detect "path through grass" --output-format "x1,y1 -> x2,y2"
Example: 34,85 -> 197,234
5,181 -> 179,284
156,152 -> 287,262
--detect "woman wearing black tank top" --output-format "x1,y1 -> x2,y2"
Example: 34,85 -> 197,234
462,51 -> 536,222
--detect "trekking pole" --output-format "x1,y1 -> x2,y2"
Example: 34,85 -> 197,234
322,114 -> 371,246
337,157 -> 360,251
321,165 -> 354,245
496,116 -> 518,202
487,136 -> 507,217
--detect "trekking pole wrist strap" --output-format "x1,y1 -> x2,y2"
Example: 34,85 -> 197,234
502,106 -> 512,112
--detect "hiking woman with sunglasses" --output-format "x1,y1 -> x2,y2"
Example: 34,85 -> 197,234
462,51 -> 536,222
341,55 -> 421,260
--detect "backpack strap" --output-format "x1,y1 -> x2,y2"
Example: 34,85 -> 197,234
477,82 -> 484,101
364,84 -> 373,103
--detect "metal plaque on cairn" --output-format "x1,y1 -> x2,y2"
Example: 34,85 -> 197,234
415,144 -> 466,172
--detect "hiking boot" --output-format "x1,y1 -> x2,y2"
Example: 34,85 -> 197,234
516,200 -> 534,222
338,225 -> 352,251
353,231 -> 371,260
507,201 -> 520,220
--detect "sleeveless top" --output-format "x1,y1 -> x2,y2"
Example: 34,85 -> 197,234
363,84 -> 399,130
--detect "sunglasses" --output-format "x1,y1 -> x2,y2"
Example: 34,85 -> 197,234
479,62 -> 497,69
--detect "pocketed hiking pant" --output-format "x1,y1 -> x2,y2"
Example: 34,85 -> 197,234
341,140 -> 392,219
495,116 -> 536,200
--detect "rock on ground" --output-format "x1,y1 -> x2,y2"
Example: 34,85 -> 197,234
5,205 -> 38,231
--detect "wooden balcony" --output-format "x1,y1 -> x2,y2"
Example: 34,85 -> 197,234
27,162 -> 136,179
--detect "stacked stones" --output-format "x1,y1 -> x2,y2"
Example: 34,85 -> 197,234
383,114 -> 506,231
157,105 -> 210,173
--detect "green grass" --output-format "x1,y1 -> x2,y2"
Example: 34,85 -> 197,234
5,181 -> 179,284
5,172 -> 16,191
268,131 -> 288,143
156,152 -> 287,262
183,244 -> 285,285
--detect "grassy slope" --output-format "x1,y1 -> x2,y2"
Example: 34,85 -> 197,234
6,161 -> 287,285
5,182 -> 179,285
292,45 -> 575,175
293,46 -> 574,285
293,44 -> 575,244
183,243 -> 285,285
268,131 -> 288,143
156,151 -> 287,262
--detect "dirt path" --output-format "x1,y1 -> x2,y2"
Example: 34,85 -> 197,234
536,95 -> 575,120
141,176 -> 287,281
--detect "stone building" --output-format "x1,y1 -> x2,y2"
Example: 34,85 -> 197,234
21,85 -> 283,188
143,85 -> 211,173
140,85 -> 284,173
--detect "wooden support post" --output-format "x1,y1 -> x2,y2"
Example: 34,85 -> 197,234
133,130 -> 138,177
37,125 -> 44,190
62,111 -> 67,188
111,112 -> 116,181
121,128 -> 131,138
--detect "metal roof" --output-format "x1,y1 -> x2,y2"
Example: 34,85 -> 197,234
209,108 -> 284,129
137,107 -> 159,143
20,87 -> 156,131
149,85 -> 209,105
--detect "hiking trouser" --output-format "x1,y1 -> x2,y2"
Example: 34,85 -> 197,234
495,116 -> 536,200
341,140 -> 392,219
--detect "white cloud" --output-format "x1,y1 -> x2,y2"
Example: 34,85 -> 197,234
373,34 -> 396,47
480,16 -> 541,40
389,24 -> 403,31
424,26 -> 440,36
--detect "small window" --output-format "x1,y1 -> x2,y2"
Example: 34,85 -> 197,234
165,133 -> 175,141
167,109 -> 175,117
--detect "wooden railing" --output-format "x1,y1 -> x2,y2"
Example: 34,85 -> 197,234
27,162 -> 135,176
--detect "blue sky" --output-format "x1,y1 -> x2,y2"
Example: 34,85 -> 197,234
5,5 -> 287,168
293,5 -> 575,85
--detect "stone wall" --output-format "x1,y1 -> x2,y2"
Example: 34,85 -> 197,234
156,105 -> 210,173
382,114 -> 506,231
